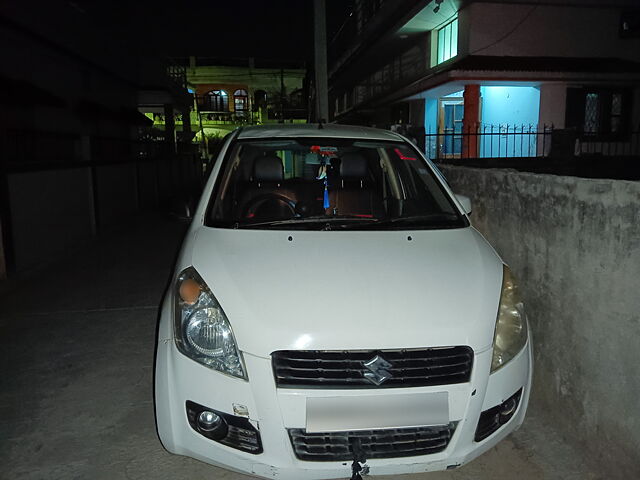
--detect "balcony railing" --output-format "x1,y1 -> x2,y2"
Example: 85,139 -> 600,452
197,111 -> 257,125
329,0 -> 389,62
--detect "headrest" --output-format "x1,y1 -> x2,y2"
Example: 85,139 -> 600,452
254,155 -> 283,182
340,153 -> 368,179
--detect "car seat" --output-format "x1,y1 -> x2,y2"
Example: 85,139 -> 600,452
237,154 -> 295,220
331,153 -> 384,217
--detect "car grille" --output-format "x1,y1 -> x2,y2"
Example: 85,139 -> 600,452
288,423 -> 457,461
272,347 -> 473,389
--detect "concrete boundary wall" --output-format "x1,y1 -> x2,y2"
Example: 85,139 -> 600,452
95,164 -> 139,227
441,165 -> 640,477
8,168 -> 95,270
6,161 -> 165,272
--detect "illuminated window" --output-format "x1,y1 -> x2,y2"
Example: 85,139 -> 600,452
203,90 -> 228,111
437,18 -> 458,64
234,89 -> 248,112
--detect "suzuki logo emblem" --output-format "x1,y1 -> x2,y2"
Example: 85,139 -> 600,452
363,355 -> 393,385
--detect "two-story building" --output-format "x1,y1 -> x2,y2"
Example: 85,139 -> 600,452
329,0 -> 640,160
150,57 -> 307,155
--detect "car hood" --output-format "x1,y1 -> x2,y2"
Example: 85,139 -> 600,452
189,226 -> 503,358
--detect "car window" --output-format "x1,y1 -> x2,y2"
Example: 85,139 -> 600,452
206,138 -> 467,230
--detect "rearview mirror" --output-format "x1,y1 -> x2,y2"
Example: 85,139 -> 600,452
455,194 -> 472,215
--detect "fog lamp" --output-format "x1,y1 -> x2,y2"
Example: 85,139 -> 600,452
186,401 -> 263,454
474,389 -> 522,442
499,397 -> 517,418
198,410 -> 223,432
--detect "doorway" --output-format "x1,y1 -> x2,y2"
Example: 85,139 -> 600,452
438,98 -> 464,158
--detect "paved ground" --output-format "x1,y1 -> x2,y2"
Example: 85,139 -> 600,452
0,215 -> 600,480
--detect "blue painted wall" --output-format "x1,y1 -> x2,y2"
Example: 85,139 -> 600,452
479,86 -> 540,157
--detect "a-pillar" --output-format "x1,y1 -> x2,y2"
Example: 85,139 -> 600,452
462,85 -> 480,158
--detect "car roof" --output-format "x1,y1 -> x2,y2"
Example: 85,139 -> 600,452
237,123 -> 404,142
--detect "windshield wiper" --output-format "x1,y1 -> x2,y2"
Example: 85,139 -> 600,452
237,215 -> 379,229
344,213 -> 462,229
386,213 -> 460,224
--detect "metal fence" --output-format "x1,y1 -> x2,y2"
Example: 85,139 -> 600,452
423,125 -> 640,161
3,129 -> 182,167
1,128 -> 206,272
424,124 -> 552,161
5,129 -> 80,164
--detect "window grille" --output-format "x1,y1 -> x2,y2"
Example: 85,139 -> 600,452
584,93 -> 600,135
610,93 -> 622,133
203,90 -> 228,111
233,89 -> 248,112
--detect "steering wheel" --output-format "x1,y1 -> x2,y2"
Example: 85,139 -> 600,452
243,194 -> 296,220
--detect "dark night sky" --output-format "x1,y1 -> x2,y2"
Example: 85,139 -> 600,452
78,0 -> 354,63
1,0 -> 354,83
134,0 -> 314,61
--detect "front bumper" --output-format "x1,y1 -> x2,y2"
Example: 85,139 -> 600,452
155,300 -> 533,480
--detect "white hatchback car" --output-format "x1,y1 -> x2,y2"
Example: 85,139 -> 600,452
155,124 -> 532,480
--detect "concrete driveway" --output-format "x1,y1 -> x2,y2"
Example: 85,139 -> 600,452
0,215 -> 598,480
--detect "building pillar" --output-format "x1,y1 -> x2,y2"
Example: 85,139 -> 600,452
182,106 -> 192,137
462,84 -> 480,158
164,103 -> 176,153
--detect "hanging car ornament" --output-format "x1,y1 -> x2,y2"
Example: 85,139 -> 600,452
311,146 -> 336,210
316,161 -> 330,209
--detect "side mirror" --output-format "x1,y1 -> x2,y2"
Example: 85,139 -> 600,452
169,197 -> 195,221
455,194 -> 472,215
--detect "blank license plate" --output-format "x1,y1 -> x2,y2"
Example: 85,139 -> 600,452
305,392 -> 449,433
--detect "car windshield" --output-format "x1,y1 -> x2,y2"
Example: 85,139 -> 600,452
206,137 -> 468,230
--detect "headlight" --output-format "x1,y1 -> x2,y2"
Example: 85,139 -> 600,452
174,267 -> 246,379
491,265 -> 528,373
